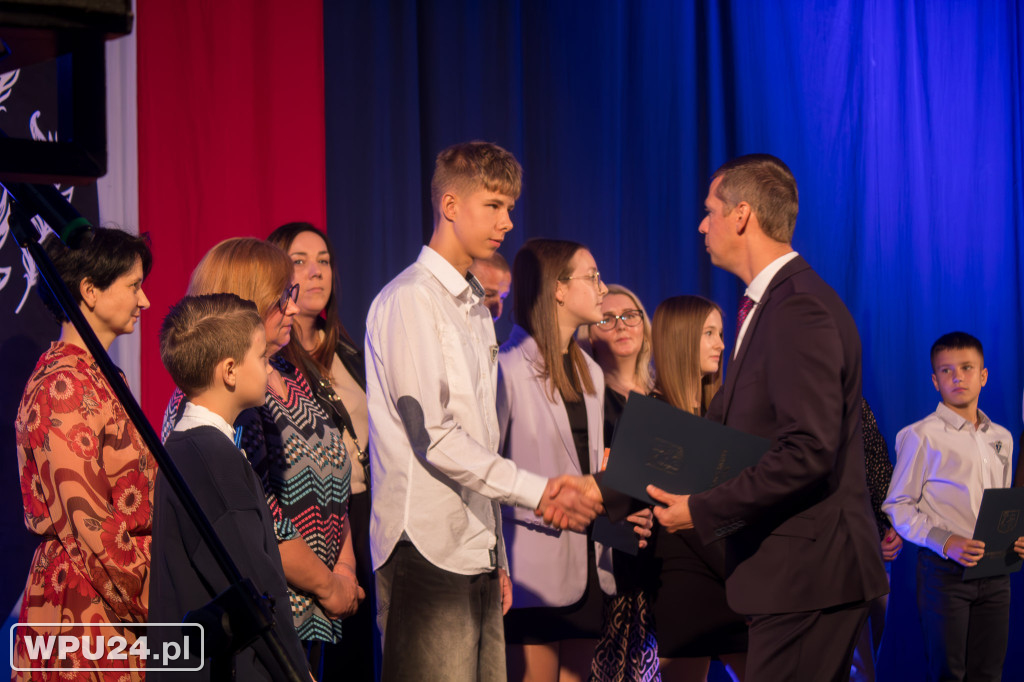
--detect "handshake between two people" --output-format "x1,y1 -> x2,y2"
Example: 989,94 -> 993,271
534,474 -> 653,547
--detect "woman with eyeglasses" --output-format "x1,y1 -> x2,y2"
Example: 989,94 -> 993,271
587,284 -> 654,444
586,284 -> 660,680
498,239 -> 652,682
649,295 -> 747,682
266,222 -> 374,679
161,238 -> 361,678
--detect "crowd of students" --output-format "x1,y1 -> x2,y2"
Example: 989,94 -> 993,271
11,141 -> 1024,682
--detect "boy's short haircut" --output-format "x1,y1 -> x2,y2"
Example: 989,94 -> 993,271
930,331 -> 984,369
160,293 -> 263,396
430,141 -> 523,217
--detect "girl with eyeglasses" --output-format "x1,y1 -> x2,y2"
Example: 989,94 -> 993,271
161,237 -> 360,679
499,239 -> 652,682
649,295 -> 747,682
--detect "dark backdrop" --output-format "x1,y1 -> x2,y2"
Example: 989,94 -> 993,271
323,2 -> 1024,679
0,58 -> 99,623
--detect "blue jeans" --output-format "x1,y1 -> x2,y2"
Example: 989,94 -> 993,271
376,541 -> 505,681
917,550 -> 1010,682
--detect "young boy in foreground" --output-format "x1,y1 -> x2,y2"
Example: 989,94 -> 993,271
149,293 -> 308,680
883,331 -> 1024,682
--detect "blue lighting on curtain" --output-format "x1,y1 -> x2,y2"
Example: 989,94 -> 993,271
324,3 -> 1024,678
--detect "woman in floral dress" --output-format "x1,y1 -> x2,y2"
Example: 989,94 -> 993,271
13,227 -> 155,680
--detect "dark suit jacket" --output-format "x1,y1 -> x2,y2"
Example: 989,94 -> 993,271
689,255 -> 888,615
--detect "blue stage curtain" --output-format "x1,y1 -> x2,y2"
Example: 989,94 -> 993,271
323,2 -> 1024,679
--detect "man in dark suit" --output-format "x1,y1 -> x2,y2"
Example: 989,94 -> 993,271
647,154 -> 888,681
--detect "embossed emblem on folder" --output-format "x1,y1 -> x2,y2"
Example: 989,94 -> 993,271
647,437 -> 683,474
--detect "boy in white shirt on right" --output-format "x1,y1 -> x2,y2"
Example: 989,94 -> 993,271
884,331 -> 1024,682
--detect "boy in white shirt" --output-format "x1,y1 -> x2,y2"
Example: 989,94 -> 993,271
365,141 -> 605,681
884,331 -> 1024,682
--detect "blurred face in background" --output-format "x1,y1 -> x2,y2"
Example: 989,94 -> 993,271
471,261 -> 511,321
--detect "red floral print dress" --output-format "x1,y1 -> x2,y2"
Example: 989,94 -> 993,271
12,342 -> 156,681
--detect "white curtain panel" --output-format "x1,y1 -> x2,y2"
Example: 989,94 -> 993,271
98,9 -> 141,399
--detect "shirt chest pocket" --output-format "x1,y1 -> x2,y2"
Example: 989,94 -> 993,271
438,324 -> 489,398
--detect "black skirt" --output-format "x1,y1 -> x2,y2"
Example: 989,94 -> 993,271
649,527 -> 748,657
504,547 -> 607,644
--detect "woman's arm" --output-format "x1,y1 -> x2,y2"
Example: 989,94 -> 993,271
278,536 -> 356,618
331,515 -> 365,617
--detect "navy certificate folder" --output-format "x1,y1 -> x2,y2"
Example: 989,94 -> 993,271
962,487 -> 1024,580
602,392 -> 770,506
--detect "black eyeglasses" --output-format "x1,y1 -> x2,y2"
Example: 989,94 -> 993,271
278,283 -> 299,314
594,309 -> 644,330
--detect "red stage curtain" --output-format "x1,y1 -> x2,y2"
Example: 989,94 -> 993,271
136,1 -> 326,424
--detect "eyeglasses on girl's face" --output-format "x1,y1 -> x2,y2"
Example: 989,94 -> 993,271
278,283 -> 299,314
559,271 -> 603,288
593,309 -> 643,330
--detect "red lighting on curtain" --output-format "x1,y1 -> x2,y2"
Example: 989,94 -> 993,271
136,0 -> 327,424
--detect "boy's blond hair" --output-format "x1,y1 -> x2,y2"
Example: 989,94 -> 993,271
430,141 -> 523,220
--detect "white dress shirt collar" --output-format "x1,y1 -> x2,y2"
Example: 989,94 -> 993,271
745,250 -> 800,304
172,400 -> 236,442
417,246 -> 485,301
734,251 -> 800,357
934,401 -> 993,433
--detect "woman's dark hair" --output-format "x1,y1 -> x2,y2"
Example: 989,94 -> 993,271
39,227 -> 153,323
266,222 -> 356,381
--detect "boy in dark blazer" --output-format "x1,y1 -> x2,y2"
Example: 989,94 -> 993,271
150,293 -> 308,680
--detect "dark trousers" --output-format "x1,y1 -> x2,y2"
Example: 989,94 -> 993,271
376,541 -> 505,682
917,550 -> 1010,682
746,600 -> 870,682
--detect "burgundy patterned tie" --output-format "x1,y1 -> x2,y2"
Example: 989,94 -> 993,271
736,295 -> 754,344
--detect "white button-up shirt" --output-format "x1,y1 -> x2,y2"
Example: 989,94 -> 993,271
365,246 -> 548,575
883,402 -> 1013,558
